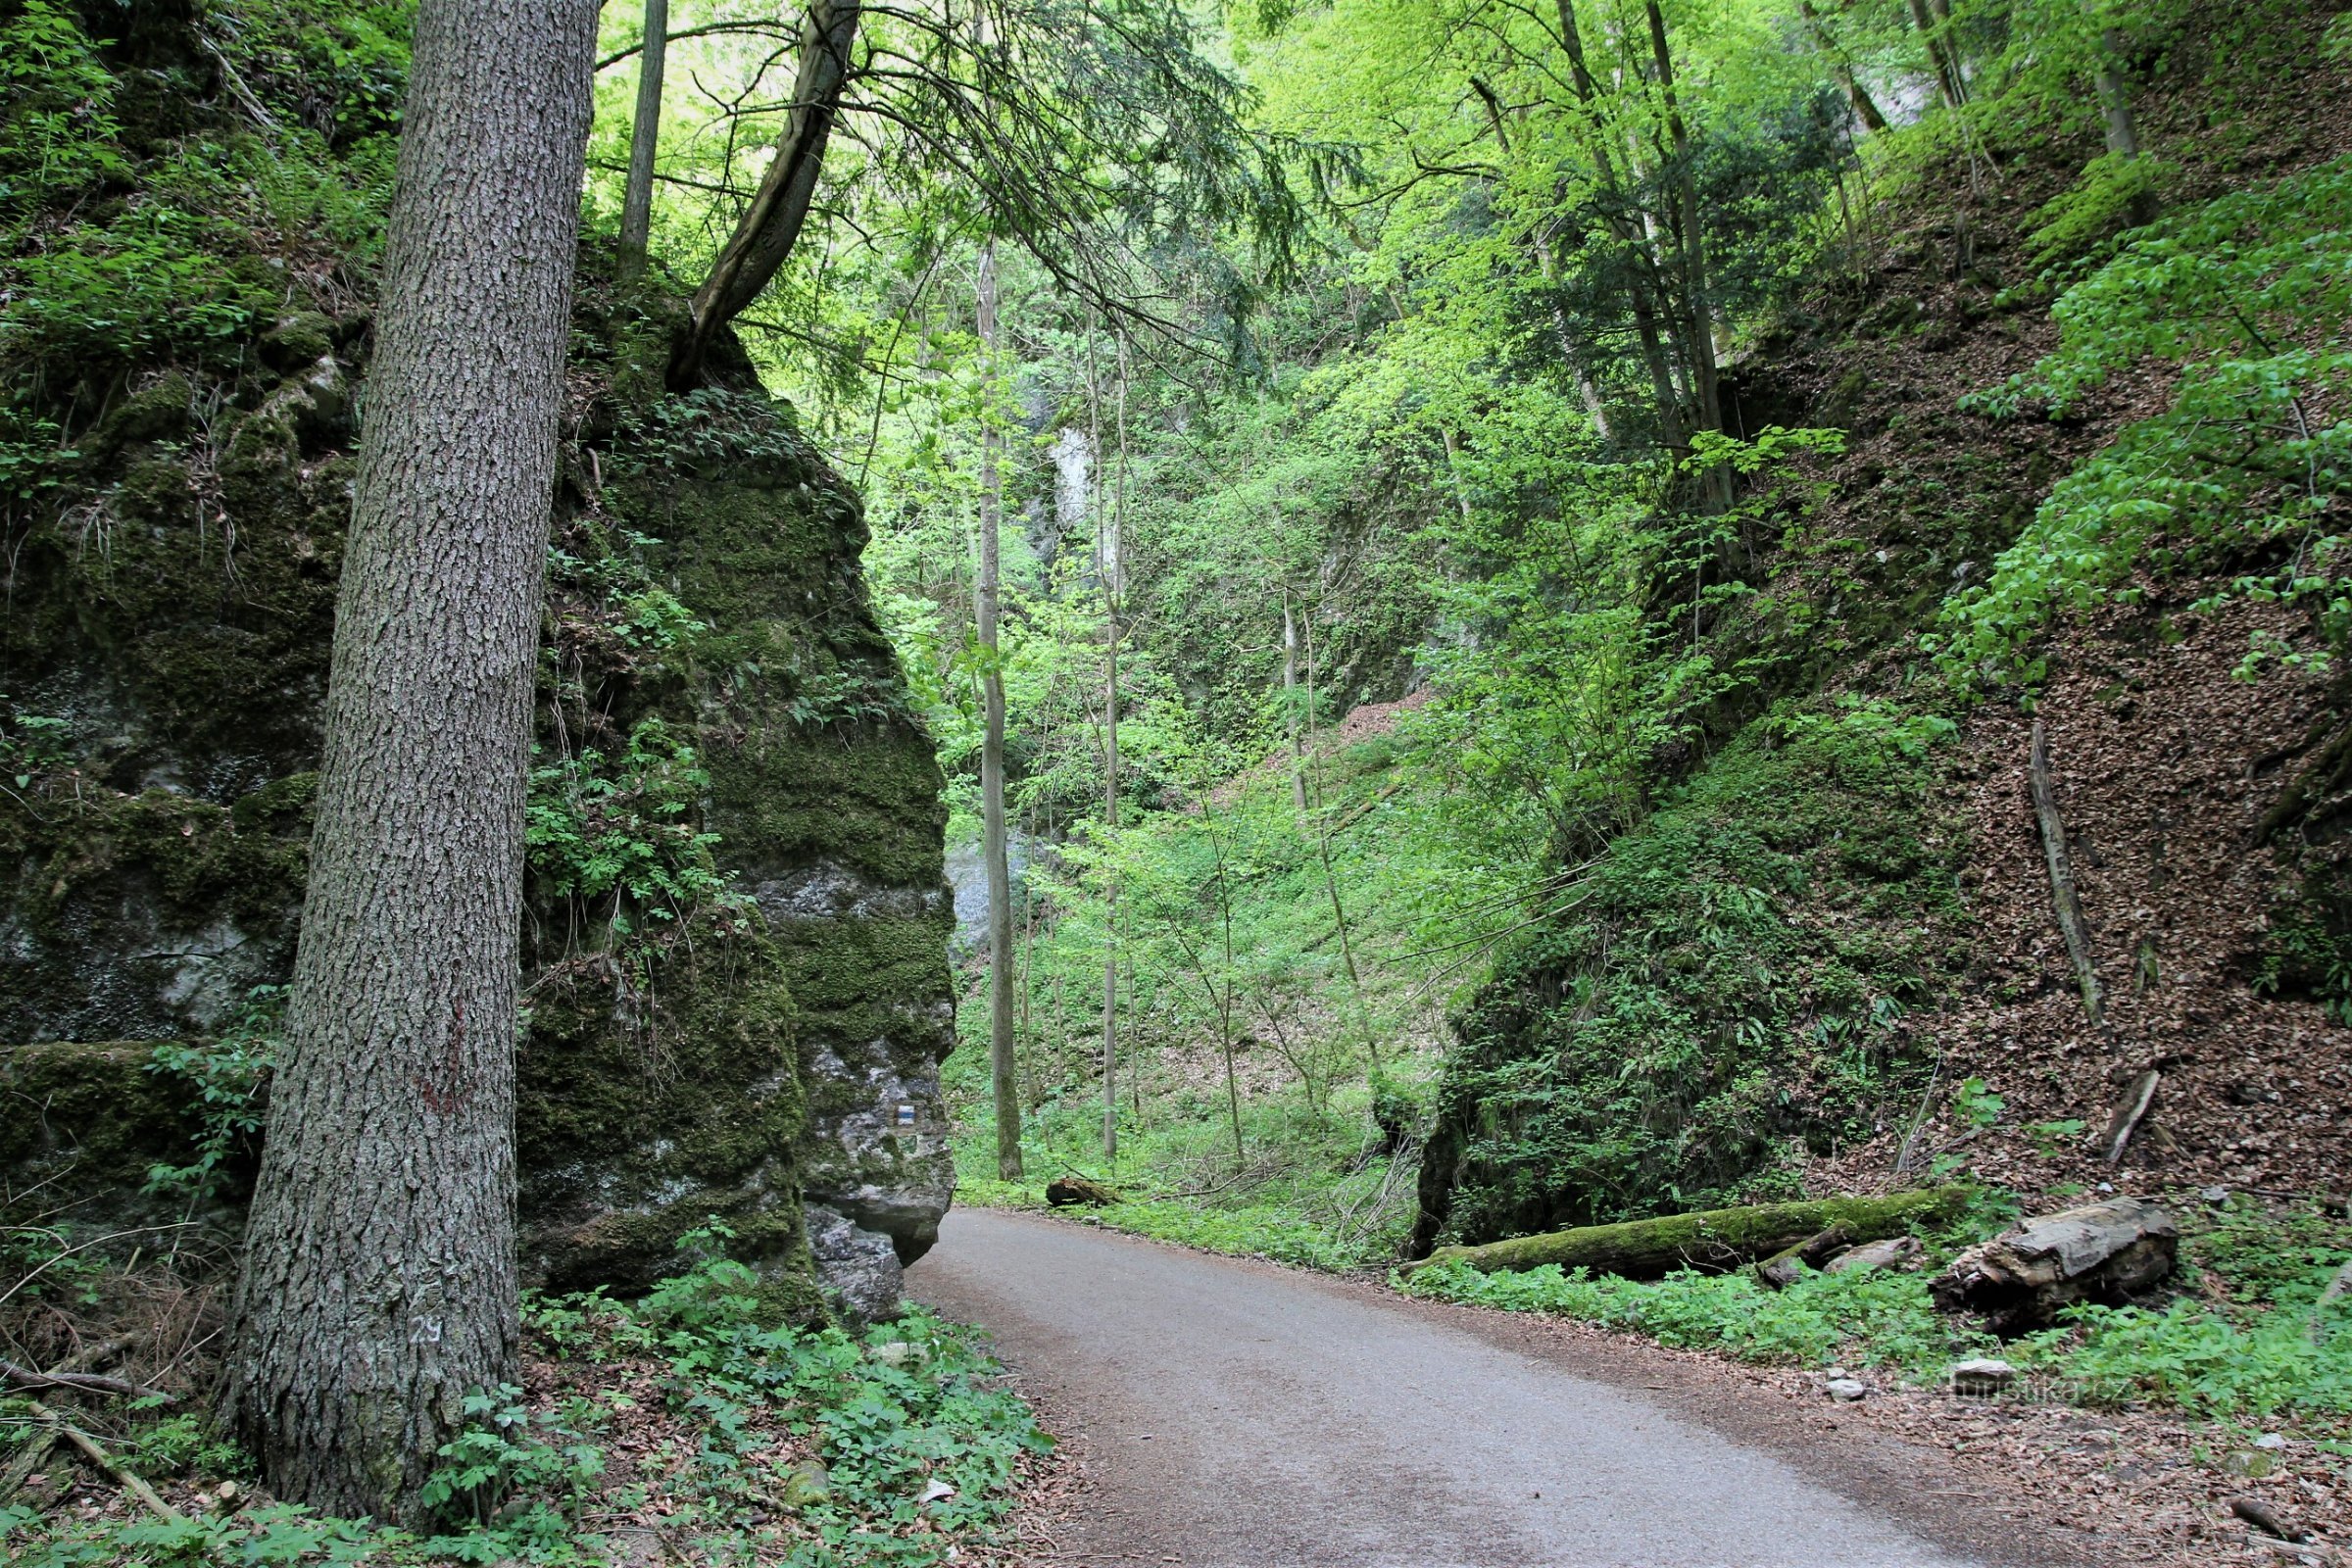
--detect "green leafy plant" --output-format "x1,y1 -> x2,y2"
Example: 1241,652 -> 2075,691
1400,1255 -> 1992,1375
525,717 -> 749,937
143,985 -> 283,1201
1942,157 -> 2352,685
1952,1077 -> 2005,1129
418,1388 -> 608,1562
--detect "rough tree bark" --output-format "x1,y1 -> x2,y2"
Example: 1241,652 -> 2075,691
671,0 -> 859,383
222,0 -> 597,1524
977,242 -> 1022,1183
616,0 -> 667,282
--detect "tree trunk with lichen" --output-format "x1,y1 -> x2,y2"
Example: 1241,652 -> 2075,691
221,0 -> 597,1523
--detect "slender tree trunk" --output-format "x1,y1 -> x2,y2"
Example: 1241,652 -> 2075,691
1439,426 -> 1476,522
1101,622 -> 1119,1164
1645,0 -> 1729,510
1301,617 -> 1376,1070
1469,75 -> 1614,438
222,0 -> 596,1524
1798,0 -> 1887,132
2092,25 -> 2159,225
672,0 -> 858,382
1206,822 -> 1245,1165
1282,588 -> 1306,813
616,0 -> 666,282
1098,330 -> 1125,1163
976,243 -> 1021,1182
1907,0 -> 1969,111
1555,0 -> 1686,453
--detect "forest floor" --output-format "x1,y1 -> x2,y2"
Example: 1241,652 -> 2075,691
907,1206 -> 2340,1568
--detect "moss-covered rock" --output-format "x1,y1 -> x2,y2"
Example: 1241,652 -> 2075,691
1412,704 -> 1969,1254
0,1040 -> 239,1237
0,267 -> 954,1321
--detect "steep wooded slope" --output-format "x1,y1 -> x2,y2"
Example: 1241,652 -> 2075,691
1414,0 -> 2352,1250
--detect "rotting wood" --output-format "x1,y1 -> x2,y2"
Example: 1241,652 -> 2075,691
27,1401 -> 181,1523
1931,1197 -> 2177,1334
2029,716 -> 2103,1025
1404,1188 -> 1967,1280
1046,1176 -> 1120,1207
2096,1068 -> 2159,1164
2230,1494 -> 2305,1543
1752,1225 -> 1852,1289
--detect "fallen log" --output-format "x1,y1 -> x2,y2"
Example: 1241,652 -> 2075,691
1045,1176 -> 1120,1207
1403,1188 -> 1968,1280
1,1357 -> 174,1403
25,1400 -> 181,1524
1931,1196 -> 2176,1334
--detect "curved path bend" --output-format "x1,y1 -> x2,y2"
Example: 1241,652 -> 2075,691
910,1207 -> 2082,1568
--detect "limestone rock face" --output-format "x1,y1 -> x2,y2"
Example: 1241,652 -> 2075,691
805,1201 -> 909,1323
0,291 -> 955,1323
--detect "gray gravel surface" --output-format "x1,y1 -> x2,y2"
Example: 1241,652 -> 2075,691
909,1207 -> 2088,1568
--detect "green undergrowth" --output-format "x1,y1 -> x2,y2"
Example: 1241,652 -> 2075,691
1940,154 -> 2352,688
948,1057 -> 1425,1272
1400,1194 -> 2352,1424
1,1234 -> 1046,1567
1403,1250 -> 1996,1373
1418,697 -> 1968,1250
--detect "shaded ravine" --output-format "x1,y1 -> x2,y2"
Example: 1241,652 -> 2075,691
910,1208 -> 2080,1568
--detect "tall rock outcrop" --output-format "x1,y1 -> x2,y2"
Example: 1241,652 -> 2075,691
0,262 -> 956,1318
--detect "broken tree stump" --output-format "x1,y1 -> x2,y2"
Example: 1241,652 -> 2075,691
1931,1196 -> 2177,1334
1403,1188 -> 1968,1280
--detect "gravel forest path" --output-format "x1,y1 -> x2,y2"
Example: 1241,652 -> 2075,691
908,1207 -> 2083,1568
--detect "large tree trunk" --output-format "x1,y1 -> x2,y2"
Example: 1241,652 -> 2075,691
977,242 -> 1022,1183
616,0 -> 667,282
222,0 -> 596,1525
671,0 -> 859,383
